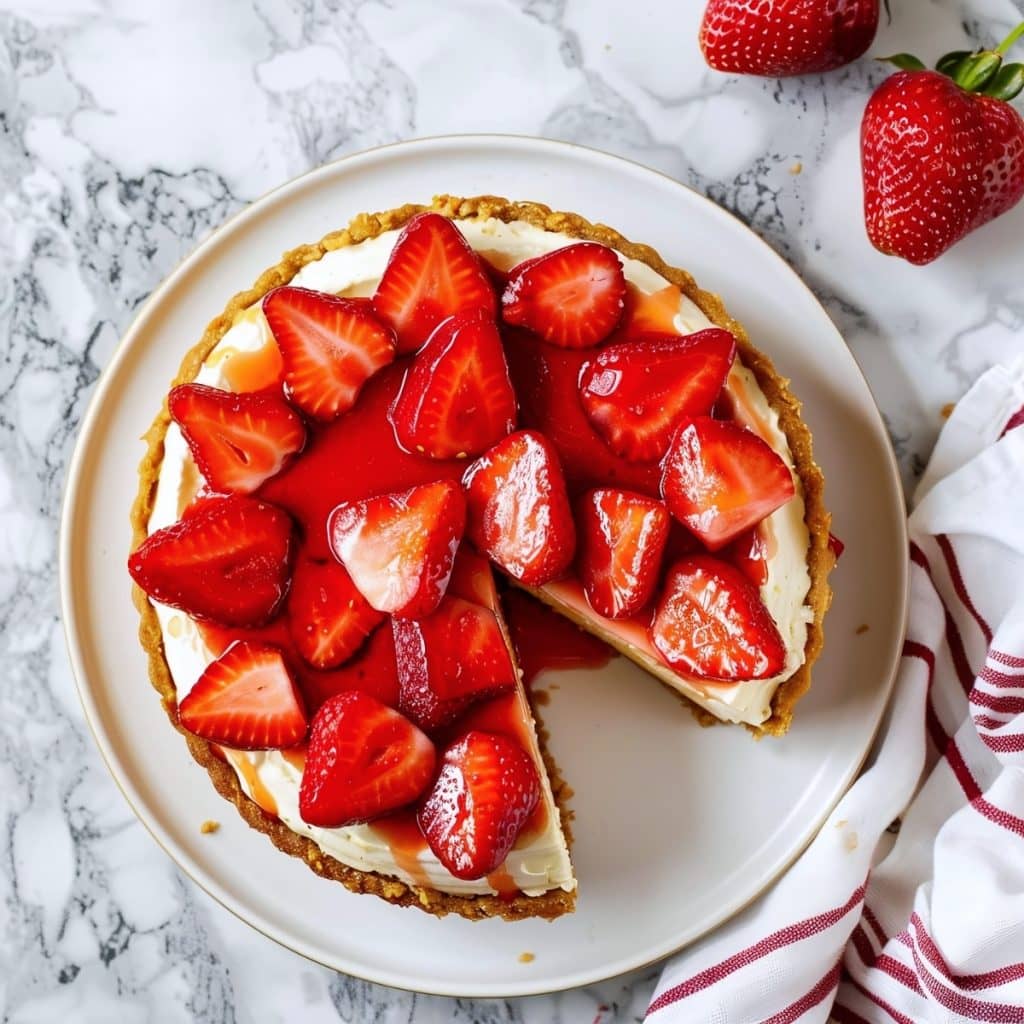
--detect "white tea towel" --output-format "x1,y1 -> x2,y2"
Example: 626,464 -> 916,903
647,359 -> 1024,1024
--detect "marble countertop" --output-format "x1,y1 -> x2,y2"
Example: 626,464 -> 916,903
3,0 -> 1023,1020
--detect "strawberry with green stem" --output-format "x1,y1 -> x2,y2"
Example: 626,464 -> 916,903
862,22 -> 1024,264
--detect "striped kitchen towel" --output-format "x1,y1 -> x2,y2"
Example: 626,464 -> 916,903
646,359 -> 1024,1024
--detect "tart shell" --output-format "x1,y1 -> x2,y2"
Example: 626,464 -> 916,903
130,195 -> 833,921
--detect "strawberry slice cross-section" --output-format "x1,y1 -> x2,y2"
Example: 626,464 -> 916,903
178,641 -> 308,750
287,555 -> 386,670
372,212 -> 497,354
578,328 -> 736,462
501,242 -> 626,349
327,479 -> 466,619
168,383 -> 306,494
262,286 -> 397,421
577,488 -> 670,619
651,555 -> 786,682
392,594 -> 517,732
389,310 -> 517,460
462,429 -> 576,586
129,494 -> 294,627
299,691 -> 436,828
661,415 -> 795,551
418,730 -> 540,881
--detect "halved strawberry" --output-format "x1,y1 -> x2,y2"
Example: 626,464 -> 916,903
262,286 -> 396,421
393,595 -> 516,732
299,691 -> 435,828
128,495 -> 293,627
287,556 -> 385,670
418,730 -> 540,880
462,430 -> 576,586
651,556 -> 785,681
660,416 -> 795,551
327,479 -> 465,618
178,641 -> 307,749
372,212 -> 497,354
577,488 -> 670,619
168,383 -> 306,494
501,243 -> 626,349
389,310 -> 516,459
578,329 -> 736,462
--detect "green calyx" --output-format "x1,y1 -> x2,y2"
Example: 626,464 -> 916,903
877,21 -> 1024,101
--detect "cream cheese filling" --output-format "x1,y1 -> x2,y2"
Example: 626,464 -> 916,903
148,217 -> 812,896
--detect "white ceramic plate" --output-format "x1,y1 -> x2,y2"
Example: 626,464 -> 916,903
60,135 -> 907,998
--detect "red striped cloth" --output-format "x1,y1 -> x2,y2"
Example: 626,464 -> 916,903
647,361 -> 1024,1023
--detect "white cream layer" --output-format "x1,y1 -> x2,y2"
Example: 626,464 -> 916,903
149,217 -> 812,896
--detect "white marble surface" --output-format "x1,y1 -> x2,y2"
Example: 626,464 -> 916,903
3,0 -> 1024,1020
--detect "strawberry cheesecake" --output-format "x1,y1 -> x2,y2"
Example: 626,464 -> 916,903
129,195 -> 833,921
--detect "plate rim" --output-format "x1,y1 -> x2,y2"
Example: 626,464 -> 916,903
59,132 -> 909,998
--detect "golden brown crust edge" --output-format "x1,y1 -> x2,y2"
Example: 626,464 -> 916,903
129,193 -> 832,921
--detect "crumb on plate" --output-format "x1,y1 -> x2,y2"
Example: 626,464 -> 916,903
200,820 -> 220,835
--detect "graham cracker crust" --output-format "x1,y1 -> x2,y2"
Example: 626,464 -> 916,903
129,194 -> 833,921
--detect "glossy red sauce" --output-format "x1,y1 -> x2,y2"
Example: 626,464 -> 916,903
502,589 -> 616,686
369,811 -> 431,889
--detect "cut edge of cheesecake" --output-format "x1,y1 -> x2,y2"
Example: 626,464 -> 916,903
128,194 -> 832,920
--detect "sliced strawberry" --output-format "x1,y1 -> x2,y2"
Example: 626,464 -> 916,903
418,730 -> 540,880
372,212 -> 497,354
129,495 -> 293,627
327,479 -> 465,618
651,556 -> 785,681
462,430 -> 576,586
287,556 -> 385,670
178,641 -> 307,750
262,286 -> 396,421
660,416 -> 795,551
577,488 -> 670,619
299,691 -> 435,828
393,595 -> 516,732
389,310 -> 516,459
723,525 -> 770,587
578,329 -> 736,462
168,383 -> 306,494
501,242 -> 626,349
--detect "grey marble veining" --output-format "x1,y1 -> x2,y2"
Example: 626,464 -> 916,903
2,0 -> 1023,1020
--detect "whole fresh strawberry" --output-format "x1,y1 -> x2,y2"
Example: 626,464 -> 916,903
862,24 -> 1024,264
700,0 -> 879,77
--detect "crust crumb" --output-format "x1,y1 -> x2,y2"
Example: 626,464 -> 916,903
855,624 -> 870,635
519,952 -> 536,963
789,162 -> 803,175
941,401 -> 956,420
200,820 -> 220,834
